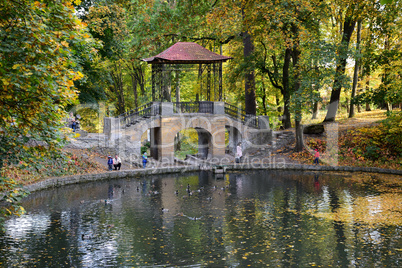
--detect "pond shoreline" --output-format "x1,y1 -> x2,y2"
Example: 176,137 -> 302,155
24,163 -> 402,193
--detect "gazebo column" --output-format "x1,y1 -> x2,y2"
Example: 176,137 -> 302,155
207,64 -> 211,101
198,64 -> 203,100
152,65 -> 156,101
175,65 -> 180,102
219,62 -> 223,101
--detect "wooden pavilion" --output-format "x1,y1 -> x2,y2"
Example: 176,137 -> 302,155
143,42 -> 232,102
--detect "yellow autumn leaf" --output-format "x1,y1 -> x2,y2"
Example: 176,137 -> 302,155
2,78 -> 10,85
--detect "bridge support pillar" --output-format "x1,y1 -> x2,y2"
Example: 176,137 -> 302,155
210,120 -> 226,160
227,126 -> 242,156
150,127 -> 160,160
197,129 -> 211,159
158,118 -> 178,163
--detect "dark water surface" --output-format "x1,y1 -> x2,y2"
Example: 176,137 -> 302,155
0,171 -> 400,267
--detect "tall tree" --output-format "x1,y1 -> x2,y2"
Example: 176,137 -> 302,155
323,3 -> 357,122
349,20 -> 362,118
242,2 -> 256,115
0,0 -> 91,223
86,2 -> 129,115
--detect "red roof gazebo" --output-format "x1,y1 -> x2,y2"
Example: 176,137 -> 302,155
143,42 -> 232,102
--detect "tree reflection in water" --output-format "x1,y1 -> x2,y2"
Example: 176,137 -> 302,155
0,170 -> 400,267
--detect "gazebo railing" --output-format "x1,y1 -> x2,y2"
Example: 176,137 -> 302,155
173,101 -> 214,114
224,102 -> 259,128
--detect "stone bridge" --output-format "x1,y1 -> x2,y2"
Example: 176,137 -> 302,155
104,102 -> 272,163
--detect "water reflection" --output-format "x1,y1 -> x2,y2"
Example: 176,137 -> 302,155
0,170 -> 400,267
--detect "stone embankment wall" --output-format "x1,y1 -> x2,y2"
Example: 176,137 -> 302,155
24,164 -> 401,193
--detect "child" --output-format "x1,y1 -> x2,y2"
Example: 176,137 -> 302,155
142,152 -> 148,168
107,156 -> 113,171
314,149 -> 320,165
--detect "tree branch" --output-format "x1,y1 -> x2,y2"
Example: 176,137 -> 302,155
258,41 -> 283,91
162,33 -> 236,45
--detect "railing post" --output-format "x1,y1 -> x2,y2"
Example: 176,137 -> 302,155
104,117 -> 121,145
258,116 -> 270,129
213,102 -> 224,115
160,102 -> 174,116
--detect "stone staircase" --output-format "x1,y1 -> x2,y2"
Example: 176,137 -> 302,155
272,130 -> 295,150
246,130 -> 294,157
121,115 -> 151,130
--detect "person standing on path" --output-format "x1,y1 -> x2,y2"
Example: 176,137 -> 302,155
236,142 -> 242,163
107,155 -> 114,171
142,152 -> 148,168
314,149 -> 320,165
114,155 -> 122,170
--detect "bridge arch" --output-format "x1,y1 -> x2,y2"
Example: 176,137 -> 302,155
174,127 -> 213,159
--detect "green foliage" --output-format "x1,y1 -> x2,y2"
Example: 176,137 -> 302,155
141,141 -> 150,154
381,111 -> 402,156
365,145 -> 381,160
338,115 -> 402,168
0,177 -> 29,229
0,0 -> 91,223
75,106 -> 103,133
175,129 -> 198,159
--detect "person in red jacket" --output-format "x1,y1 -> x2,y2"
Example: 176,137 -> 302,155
314,149 -> 320,165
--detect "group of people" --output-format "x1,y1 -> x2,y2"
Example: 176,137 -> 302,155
107,155 -> 122,171
106,144 -> 320,170
107,152 -> 149,171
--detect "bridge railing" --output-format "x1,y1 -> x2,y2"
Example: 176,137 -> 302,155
119,102 -> 160,127
118,101 -> 259,129
224,102 -> 259,128
173,101 -> 214,114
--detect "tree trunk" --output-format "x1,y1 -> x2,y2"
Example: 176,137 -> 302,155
242,4 -> 256,115
282,48 -> 292,128
324,15 -> 356,122
176,133 -> 181,151
312,101 -> 319,119
131,75 -> 138,109
138,66 -> 145,96
261,76 -> 267,115
127,61 -> 145,107
110,62 -> 125,115
243,30 -> 256,115
349,20 -> 361,118
295,119 -> 303,152
291,24 -> 303,152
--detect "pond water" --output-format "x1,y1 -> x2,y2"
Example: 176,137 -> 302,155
0,170 -> 400,267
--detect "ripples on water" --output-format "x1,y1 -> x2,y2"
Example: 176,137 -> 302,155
0,170 -> 400,267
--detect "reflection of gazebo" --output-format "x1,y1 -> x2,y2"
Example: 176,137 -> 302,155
143,42 -> 232,102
